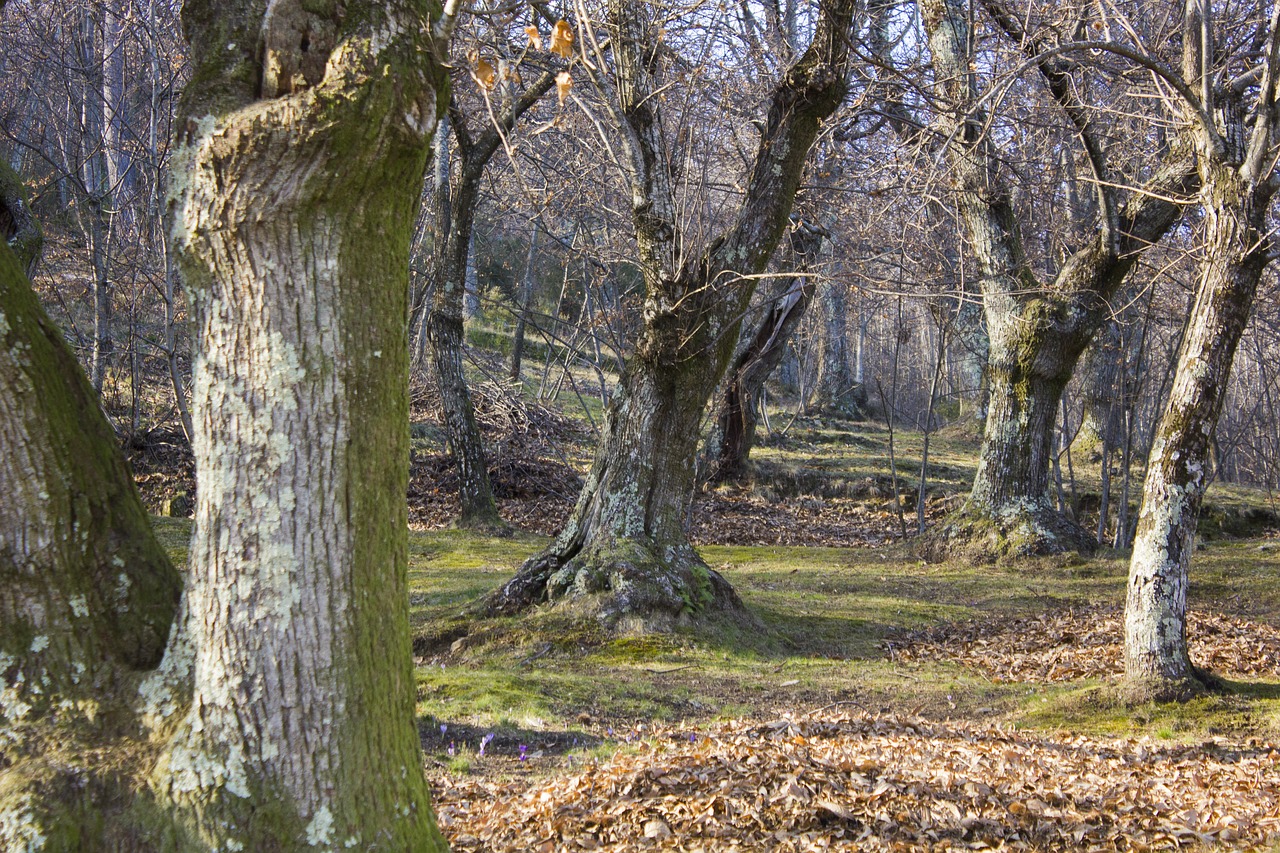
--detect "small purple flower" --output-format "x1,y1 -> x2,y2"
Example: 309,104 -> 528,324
606,727 -> 614,737
518,744 -> 528,761
689,733 -> 697,743
447,741 -> 455,757
440,724 -> 447,736
479,733 -> 494,757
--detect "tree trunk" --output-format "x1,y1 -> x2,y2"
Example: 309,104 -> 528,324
510,224 -> 539,382
153,1 -> 452,848
427,164 -> 505,530
920,0 -> 1199,559
489,0 -> 857,628
426,71 -> 558,531
709,221 -> 824,483
1124,96 -> 1278,700
0,160 -> 181,848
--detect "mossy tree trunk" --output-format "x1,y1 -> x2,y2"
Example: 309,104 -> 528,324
488,0 -> 856,628
0,155 -> 181,849
920,0 -> 1199,559
153,1 -> 453,849
1124,0 -> 1280,701
709,221 -> 824,484
426,74 -> 557,532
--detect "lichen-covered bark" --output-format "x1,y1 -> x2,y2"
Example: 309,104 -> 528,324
0,161 -> 181,848
921,0 -> 1199,558
152,1 -> 451,848
1124,5 -> 1280,696
489,0 -> 856,627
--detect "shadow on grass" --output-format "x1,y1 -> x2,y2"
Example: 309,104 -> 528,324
418,717 -> 602,757
1224,678 -> 1280,700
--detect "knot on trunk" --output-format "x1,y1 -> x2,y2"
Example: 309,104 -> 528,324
261,0 -> 340,97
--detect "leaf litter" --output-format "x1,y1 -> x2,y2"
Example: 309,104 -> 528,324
433,710 -> 1280,851
884,607 -> 1280,682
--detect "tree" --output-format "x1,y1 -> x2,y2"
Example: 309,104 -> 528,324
488,0 -> 858,629
0,132 -> 181,847
145,0 -> 456,846
1124,0 -> 1280,701
418,18 -> 563,532
707,219 -> 825,484
919,0 -> 1200,558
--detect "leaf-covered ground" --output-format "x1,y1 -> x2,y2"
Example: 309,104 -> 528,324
434,712 -> 1279,851
886,607 -> 1280,683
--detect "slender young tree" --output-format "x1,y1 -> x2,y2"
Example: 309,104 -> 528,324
421,42 -> 561,532
1124,0 -> 1280,701
488,0 -> 858,628
150,0 -> 456,847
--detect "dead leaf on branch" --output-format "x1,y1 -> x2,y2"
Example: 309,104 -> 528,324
550,20 -> 575,59
473,56 -> 496,91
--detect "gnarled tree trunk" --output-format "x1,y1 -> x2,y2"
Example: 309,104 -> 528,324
0,155 -> 180,849
488,0 -> 857,629
920,0 -> 1199,559
151,1 -> 452,848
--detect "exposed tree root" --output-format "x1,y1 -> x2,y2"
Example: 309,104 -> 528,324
917,499 -> 1098,563
486,538 -> 753,634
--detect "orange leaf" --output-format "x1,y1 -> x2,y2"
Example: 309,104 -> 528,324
474,57 -> 496,90
525,25 -> 543,51
550,19 -> 575,58
555,70 -> 573,106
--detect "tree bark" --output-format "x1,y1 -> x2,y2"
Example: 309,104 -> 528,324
0,158 -> 181,848
920,0 -> 1199,559
709,221 -> 824,483
152,1 -> 452,848
426,71 -> 558,531
488,0 -> 856,628
1124,0 -> 1280,699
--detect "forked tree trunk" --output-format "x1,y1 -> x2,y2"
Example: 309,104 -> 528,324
153,2 -> 451,848
920,0 -> 1199,559
0,160 -> 181,848
427,74 -> 557,531
489,0 -> 856,628
1124,4 -> 1280,696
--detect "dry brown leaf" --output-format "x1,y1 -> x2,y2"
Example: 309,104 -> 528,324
473,57 -> 496,90
550,20 -> 575,58
525,25 -> 543,51
434,712 -> 1280,851
555,70 -> 573,106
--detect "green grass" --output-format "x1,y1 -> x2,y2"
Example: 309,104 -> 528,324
405,525 -> 1280,764
146,412 -> 1280,777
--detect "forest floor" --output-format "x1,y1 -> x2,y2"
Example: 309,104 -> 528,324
138,377 -> 1280,851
